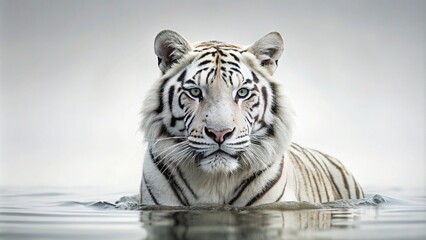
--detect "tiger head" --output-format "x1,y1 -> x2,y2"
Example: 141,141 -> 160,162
142,30 -> 294,175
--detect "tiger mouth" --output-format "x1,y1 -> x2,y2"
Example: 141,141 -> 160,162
197,149 -> 241,173
204,150 -> 239,159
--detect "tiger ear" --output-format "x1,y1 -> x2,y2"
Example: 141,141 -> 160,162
154,30 -> 192,73
247,32 -> 284,75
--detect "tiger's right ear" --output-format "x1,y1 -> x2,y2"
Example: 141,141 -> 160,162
154,30 -> 192,73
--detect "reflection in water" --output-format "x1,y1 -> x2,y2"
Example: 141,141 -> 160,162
1,189 -> 424,240
139,209 -> 356,240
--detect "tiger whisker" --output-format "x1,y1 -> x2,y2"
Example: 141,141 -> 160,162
167,147 -> 193,179
170,147 -> 192,171
152,141 -> 188,159
159,146 -> 192,176
163,144 -> 189,161
146,136 -> 187,148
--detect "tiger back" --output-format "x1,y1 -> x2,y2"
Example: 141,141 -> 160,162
140,30 -> 364,206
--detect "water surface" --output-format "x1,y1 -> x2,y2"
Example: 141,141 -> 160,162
0,187 -> 425,240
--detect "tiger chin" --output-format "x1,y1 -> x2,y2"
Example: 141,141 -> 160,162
140,30 -> 364,207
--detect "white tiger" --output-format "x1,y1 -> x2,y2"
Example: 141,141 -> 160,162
140,30 -> 364,206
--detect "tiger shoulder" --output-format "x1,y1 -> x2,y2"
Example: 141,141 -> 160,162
139,30 -> 364,206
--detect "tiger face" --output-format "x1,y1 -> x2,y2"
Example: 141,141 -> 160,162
142,30 -> 294,175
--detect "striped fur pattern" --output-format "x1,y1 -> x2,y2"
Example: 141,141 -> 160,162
140,30 -> 363,206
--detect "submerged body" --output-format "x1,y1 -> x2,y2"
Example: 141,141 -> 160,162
140,30 -> 363,206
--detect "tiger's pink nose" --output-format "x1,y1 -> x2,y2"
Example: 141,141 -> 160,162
205,127 -> 234,144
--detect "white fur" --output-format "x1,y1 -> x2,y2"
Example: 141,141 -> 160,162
140,31 -> 363,206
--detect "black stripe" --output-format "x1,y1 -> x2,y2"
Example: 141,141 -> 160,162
229,52 -> 240,62
228,163 -> 272,205
177,167 -> 198,200
290,151 -> 317,201
218,49 -> 227,56
194,67 -> 209,77
215,53 -> 220,67
188,140 -> 215,146
322,154 -> 351,199
320,162 -> 343,199
178,92 -> 187,109
212,69 -> 217,84
230,67 -> 242,75
227,140 -> 249,146
252,72 -> 259,83
168,86 -> 175,125
198,60 -> 211,67
275,156 -> 288,203
251,98 -> 260,110
226,61 -> 240,68
244,79 -> 252,84
244,116 -> 253,126
310,166 -> 322,202
356,181 -> 364,198
206,68 -> 215,83
308,150 -> 343,199
269,82 -> 278,114
291,143 -> 334,201
150,149 -> 189,205
221,73 -> 228,84
185,114 -> 195,129
170,116 -> 184,128
156,77 -> 170,113
143,174 -> 159,205
353,176 -> 361,199
275,180 -> 287,202
198,47 -> 214,52
198,51 -> 214,60
177,70 -> 187,82
261,86 -> 268,120
266,125 -> 275,137
304,148 -> 331,202
246,159 -> 284,206
292,145 -> 327,202
228,75 -> 234,86
185,80 -> 197,85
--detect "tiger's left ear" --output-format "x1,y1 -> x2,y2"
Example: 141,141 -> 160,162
247,32 -> 284,75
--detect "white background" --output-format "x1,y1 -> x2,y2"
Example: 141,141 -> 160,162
1,0 -> 425,191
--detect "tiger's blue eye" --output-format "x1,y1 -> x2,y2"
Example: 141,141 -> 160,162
189,88 -> 202,98
236,88 -> 249,99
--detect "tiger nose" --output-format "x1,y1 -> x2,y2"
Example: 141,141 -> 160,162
205,127 -> 234,144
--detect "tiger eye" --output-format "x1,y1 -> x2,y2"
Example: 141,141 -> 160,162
189,88 -> 202,98
236,88 -> 249,98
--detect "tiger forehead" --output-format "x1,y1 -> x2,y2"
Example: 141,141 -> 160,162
193,41 -> 242,51
184,41 -> 252,87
